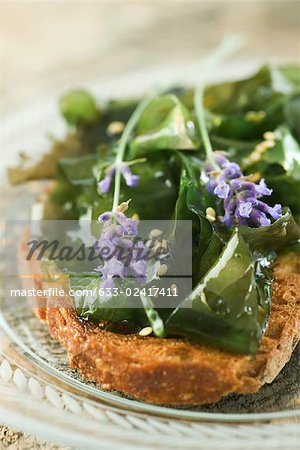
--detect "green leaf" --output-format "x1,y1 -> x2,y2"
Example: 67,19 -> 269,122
58,154 -> 99,186
240,208 -> 300,253
206,65 -> 299,114
165,230 -> 271,354
49,179 -> 81,206
171,155 -> 223,285
277,65 -> 300,88
69,274 -> 145,327
130,95 -> 197,156
257,127 -> 300,177
242,127 -> 300,219
205,65 -> 300,141
69,272 -> 165,336
92,153 -> 179,220
284,94 -> 300,140
59,90 -> 99,126
7,133 -> 92,184
199,232 -> 224,279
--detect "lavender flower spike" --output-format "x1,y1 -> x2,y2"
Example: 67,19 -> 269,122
98,166 -> 115,193
214,180 -> 230,199
98,163 -> 140,194
205,151 -> 283,228
94,209 -> 148,292
120,164 -> 140,187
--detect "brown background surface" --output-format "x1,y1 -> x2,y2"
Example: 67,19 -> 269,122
1,0 -> 300,116
0,0 -> 300,448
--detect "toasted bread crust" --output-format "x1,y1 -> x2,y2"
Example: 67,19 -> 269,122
21,235 -> 300,405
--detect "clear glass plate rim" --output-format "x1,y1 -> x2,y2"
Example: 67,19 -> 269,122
0,311 -> 299,423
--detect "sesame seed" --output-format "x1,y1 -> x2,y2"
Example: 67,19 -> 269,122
149,244 -> 161,258
263,131 -> 276,141
206,214 -> 216,222
158,264 -> 168,277
263,140 -> 275,149
254,143 -> 266,153
149,228 -> 163,238
161,239 -> 168,252
139,326 -> 153,337
146,239 -> 155,248
245,110 -> 266,123
171,284 -> 178,295
257,111 -> 266,119
154,241 -> 162,250
206,207 -> 216,221
206,207 -> 216,217
251,152 -> 261,162
149,240 -> 161,254
107,121 -> 125,135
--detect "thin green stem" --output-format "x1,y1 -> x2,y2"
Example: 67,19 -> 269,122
112,95 -> 154,212
194,85 -> 217,168
194,34 -> 245,167
199,34 -> 245,77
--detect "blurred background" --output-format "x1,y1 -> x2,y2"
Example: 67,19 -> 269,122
1,0 -> 300,116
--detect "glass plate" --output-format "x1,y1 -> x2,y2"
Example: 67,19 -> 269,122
0,63 -> 299,449
0,303 -> 299,422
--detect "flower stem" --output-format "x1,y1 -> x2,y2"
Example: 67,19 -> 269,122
112,95 -> 154,212
194,34 -> 245,168
194,85 -> 217,168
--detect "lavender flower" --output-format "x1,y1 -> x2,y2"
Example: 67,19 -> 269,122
120,165 -> 140,187
98,163 -> 140,194
95,211 -> 148,293
98,166 -> 115,193
205,152 -> 282,228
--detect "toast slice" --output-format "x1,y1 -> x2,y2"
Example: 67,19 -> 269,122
21,233 -> 300,405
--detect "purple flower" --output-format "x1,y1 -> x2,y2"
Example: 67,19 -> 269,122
116,212 -> 139,235
205,152 -> 283,228
237,201 -> 253,218
98,166 -> 115,193
100,258 -> 126,279
98,212 -> 112,222
129,257 -> 147,284
94,210 -> 148,291
251,209 -> 271,227
120,165 -> 140,187
98,163 -> 140,194
223,162 -> 242,179
206,152 -> 228,171
270,204 -> 282,220
255,178 -> 273,196
214,181 -> 230,199
255,201 -> 282,220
